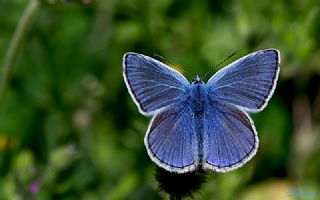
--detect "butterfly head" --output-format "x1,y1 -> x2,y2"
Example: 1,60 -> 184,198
192,74 -> 204,84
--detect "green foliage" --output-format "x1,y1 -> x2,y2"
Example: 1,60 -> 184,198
0,0 -> 319,199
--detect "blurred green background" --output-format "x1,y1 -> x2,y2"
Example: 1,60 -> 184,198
0,0 -> 319,199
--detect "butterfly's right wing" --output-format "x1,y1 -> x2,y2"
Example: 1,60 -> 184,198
123,53 -> 190,116
145,103 -> 197,173
203,101 -> 258,173
206,49 -> 280,112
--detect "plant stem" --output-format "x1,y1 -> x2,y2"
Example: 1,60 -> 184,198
0,0 -> 40,103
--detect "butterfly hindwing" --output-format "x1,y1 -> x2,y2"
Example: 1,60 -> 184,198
203,101 -> 258,172
207,49 -> 280,112
145,103 -> 197,173
123,53 -> 189,116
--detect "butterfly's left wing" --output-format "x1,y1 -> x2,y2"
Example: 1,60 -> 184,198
207,49 -> 280,112
203,101 -> 258,172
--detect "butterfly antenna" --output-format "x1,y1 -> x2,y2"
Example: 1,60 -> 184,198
154,53 -> 194,80
201,51 -> 237,80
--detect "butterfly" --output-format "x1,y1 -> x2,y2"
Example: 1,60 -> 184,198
123,49 -> 280,173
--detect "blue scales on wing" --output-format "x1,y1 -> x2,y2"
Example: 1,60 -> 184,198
123,53 -> 190,115
202,101 -> 258,172
145,103 -> 198,173
207,49 -> 280,112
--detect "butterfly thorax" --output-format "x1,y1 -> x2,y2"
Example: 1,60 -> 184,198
189,79 -> 206,115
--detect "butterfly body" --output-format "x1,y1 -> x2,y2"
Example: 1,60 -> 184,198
188,80 -> 207,163
123,49 -> 280,173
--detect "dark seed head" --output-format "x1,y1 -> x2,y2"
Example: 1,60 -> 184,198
154,166 -> 207,199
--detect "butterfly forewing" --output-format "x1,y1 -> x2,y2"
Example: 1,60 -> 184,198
123,53 -> 189,116
207,49 -> 280,112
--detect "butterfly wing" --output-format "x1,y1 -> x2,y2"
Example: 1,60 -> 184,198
123,53 -> 190,116
145,103 -> 197,173
203,101 -> 258,172
207,49 -> 280,112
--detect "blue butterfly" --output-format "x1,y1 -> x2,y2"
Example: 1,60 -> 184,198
123,49 -> 280,173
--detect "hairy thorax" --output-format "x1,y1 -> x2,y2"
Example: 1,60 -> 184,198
187,81 -> 207,116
